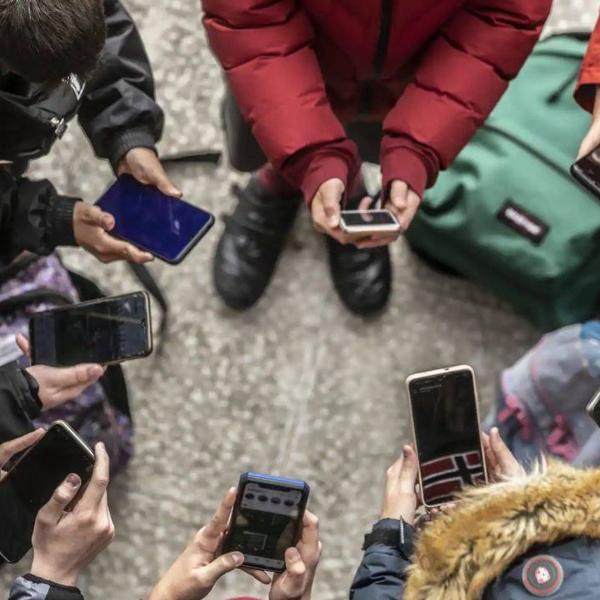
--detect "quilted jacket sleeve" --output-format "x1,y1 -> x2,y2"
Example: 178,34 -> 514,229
201,0 -> 360,204
381,0 -> 552,200
8,575 -> 84,600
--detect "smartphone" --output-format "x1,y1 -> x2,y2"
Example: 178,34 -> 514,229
339,210 -> 401,236
406,365 -> 487,509
29,291 -> 152,367
0,421 -> 95,563
96,174 -> 215,264
571,145 -> 600,199
587,389 -> 600,427
222,472 -> 310,572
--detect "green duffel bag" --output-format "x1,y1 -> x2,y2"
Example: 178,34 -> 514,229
405,33 -> 599,331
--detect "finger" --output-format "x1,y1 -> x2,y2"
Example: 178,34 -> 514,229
398,445 -> 418,492
78,442 -> 110,510
577,126 -> 600,160
15,334 -> 30,357
358,196 -> 375,211
37,473 -> 82,524
151,169 -> 183,198
197,487 -> 237,546
0,428 -> 45,469
283,547 -> 306,589
52,364 -> 105,395
355,234 -> 398,249
397,192 -> 421,231
320,189 -> 342,228
389,181 -> 409,211
300,510 -> 320,547
80,204 -> 114,231
241,568 -> 272,585
200,551 -> 245,585
490,427 -> 522,477
99,234 -> 153,264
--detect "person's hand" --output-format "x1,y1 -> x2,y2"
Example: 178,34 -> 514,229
30,442 -> 114,587
147,488 -> 270,600
0,429 -> 45,479
17,334 -> 105,410
380,445 -> 419,524
269,511 -> 322,600
385,180 -> 421,232
73,201 -> 153,264
577,86 -> 600,159
482,427 -> 525,482
311,179 -> 398,248
117,147 -> 182,198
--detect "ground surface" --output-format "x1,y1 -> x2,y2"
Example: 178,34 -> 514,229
1,2 -> 599,599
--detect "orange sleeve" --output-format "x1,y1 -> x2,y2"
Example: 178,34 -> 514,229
576,15 -> 600,112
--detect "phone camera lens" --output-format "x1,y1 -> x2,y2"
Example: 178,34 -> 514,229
245,493 -> 255,500
270,497 -> 281,504
283,499 -> 295,507
258,495 -> 268,502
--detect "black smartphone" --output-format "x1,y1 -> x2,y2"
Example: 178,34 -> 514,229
95,174 -> 215,264
0,421 -> 95,563
571,146 -> 600,198
222,472 -> 310,572
29,291 -> 152,367
406,365 -> 487,508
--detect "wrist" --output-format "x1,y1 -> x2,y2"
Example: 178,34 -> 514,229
30,558 -> 79,587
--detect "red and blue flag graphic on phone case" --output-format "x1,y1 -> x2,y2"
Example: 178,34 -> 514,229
421,451 -> 485,505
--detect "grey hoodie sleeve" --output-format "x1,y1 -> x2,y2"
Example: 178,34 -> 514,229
9,575 -> 84,600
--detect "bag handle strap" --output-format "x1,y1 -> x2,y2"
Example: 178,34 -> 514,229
0,288 -> 73,314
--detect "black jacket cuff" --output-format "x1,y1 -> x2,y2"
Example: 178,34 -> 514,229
46,196 -> 80,248
107,127 -> 157,170
364,518 -> 415,559
23,574 -> 84,600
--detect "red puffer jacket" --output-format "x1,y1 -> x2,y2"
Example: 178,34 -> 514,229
576,14 -> 600,112
202,0 -> 551,203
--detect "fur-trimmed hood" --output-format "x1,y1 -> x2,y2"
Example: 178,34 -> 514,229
404,461 -> 600,600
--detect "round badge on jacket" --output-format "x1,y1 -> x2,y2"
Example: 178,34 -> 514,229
521,555 -> 564,597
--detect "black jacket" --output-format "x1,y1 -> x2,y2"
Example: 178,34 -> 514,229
0,0 -> 163,266
0,362 -> 41,444
9,575 -> 84,600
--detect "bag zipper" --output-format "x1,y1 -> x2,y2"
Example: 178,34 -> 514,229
359,0 -> 393,114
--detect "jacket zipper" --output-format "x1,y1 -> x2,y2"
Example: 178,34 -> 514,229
359,0 -> 393,114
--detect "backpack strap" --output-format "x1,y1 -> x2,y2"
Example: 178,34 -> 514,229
0,254 -> 41,287
0,288 -> 72,314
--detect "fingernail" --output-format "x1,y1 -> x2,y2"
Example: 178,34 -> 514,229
491,427 -> 499,436
88,365 -> 103,378
403,445 -> 410,457
67,473 -> 81,487
96,442 -> 106,453
232,552 -> 244,565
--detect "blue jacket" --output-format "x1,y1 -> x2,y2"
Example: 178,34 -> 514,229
351,461 -> 600,600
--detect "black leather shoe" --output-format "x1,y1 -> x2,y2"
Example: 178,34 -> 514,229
326,237 -> 392,316
213,177 -> 301,310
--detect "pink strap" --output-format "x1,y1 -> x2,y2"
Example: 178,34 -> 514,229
546,415 -> 578,461
498,393 -> 533,441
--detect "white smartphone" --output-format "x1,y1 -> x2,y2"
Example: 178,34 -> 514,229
587,389 -> 600,427
339,209 -> 401,236
406,365 -> 488,509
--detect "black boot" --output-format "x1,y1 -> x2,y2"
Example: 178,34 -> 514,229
213,176 -> 301,310
326,192 -> 392,316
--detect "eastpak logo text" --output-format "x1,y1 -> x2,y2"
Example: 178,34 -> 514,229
497,200 -> 549,245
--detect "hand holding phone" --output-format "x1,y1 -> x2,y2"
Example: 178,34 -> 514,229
571,145 -> 600,199
29,292 -> 152,367
30,442 -> 114,587
380,445 -> 419,524
339,209 -> 401,238
0,421 -> 96,563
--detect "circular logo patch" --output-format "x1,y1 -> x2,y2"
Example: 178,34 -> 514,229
522,555 -> 564,597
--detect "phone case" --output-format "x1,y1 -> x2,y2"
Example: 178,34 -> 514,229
406,365 -> 488,509
222,472 -> 310,573
571,163 -> 600,199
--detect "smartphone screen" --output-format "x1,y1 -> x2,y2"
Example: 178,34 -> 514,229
572,146 -> 600,197
0,423 -> 95,563
30,292 -> 151,367
341,210 -> 399,228
224,477 -> 307,571
96,174 -> 214,263
409,368 -> 485,506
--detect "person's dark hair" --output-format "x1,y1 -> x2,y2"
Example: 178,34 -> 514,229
0,0 -> 105,83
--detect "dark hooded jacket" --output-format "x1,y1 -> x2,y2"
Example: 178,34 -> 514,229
351,461 -> 600,600
0,0 -> 163,267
